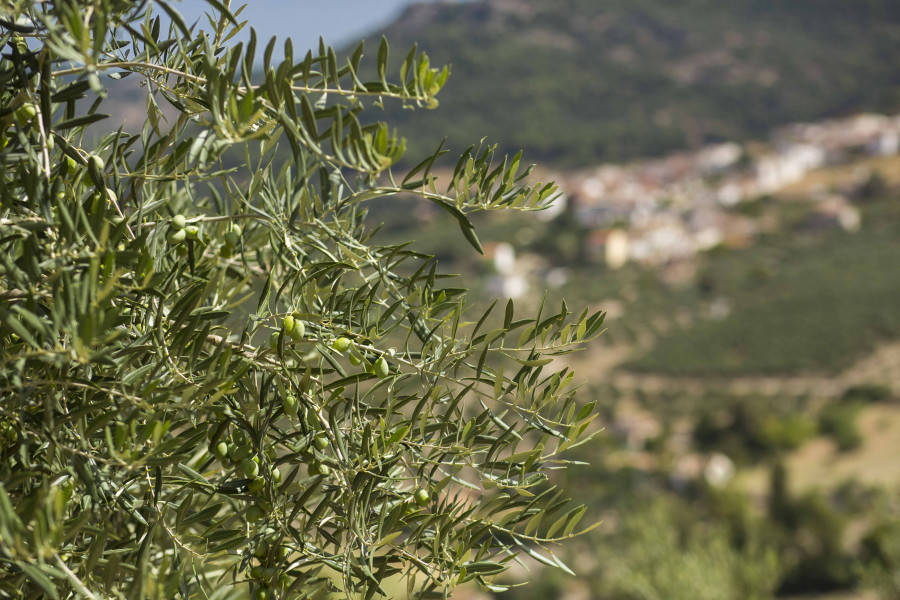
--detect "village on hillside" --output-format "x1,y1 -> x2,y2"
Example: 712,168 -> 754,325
484,113 -> 900,298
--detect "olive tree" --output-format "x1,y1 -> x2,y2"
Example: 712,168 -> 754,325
0,1 -> 604,598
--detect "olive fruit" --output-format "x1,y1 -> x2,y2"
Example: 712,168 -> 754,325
269,331 -> 280,350
283,394 -> 298,417
271,467 -> 282,484
184,225 -> 200,239
254,588 -> 268,600
89,154 -> 105,171
241,458 -> 261,478
253,539 -> 269,559
246,504 -> 266,522
332,337 -> 352,352
282,315 -> 296,336
171,214 -> 186,230
223,227 -> 241,248
213,441 -> 229,459
349,353 -> 362,366
250,565 -> 272,579
219,246 -> 232,259
166,228 -> 186,245
414,487 -> 431,507
313,433 -> 328,451
289,319 -> 305,341
229,442 -> 252,461
248,476 -> 265,493
374,356 -> 390,378
14,102 -> 36,123
309,462 -> 330,477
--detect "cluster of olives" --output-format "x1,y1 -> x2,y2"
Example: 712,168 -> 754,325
330,336 -> 391,378
268,312 -> 306,354
208,426 -> 280,498
245,526 -> 295,599
166,214 -> 189,245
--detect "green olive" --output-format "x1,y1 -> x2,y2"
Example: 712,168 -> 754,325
283,394 -> 298,417
290,319 -> 305,341
414,487 -> 431,507
313,433 -> 328,451
223,230 -> 240,248
184,225 -> 200,239
213,441 -> 229,459
14,102 -> 36,123
246,504 -> 266,522
45,135 -> 55,150
255,588 -> 268,600
332,337 -> 352,352
309,462 -> 331,477
348,353 -> 362,366
89,154 -> 105,171
219,246 -> 232,259
248,476 -> 265,493
253,539 -> 270,559
374,356 -> 390,378
166,228 -> 186,245
66,156 -> 77,171
282,315 -> 295,336
229,442 -> 252,461
271,467 -> 282,484
171,214 -> 186,230
242,458 -> 260,478
269,331 -> 280,350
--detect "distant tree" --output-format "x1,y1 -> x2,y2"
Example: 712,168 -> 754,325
0,2 -> 603,598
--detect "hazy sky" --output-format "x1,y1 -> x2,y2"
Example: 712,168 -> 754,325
173,0 -> 434,56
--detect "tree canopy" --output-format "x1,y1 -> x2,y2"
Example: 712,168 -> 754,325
0,2 -> 603,598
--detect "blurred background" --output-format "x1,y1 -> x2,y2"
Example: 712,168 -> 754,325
172,1 -> 900,597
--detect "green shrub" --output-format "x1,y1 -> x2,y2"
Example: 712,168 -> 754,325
819,402 -> 864,451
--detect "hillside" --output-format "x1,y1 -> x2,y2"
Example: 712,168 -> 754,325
363,0 -> 900,166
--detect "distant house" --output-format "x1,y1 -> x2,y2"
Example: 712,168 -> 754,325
755,144 -> 825,193
482,242 -> 530,299
584,228 -> 630,269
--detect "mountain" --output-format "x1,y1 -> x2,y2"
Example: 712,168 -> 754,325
361,0 -> 900,166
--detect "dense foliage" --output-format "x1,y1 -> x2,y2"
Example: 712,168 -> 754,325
0,2 -> 603,598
